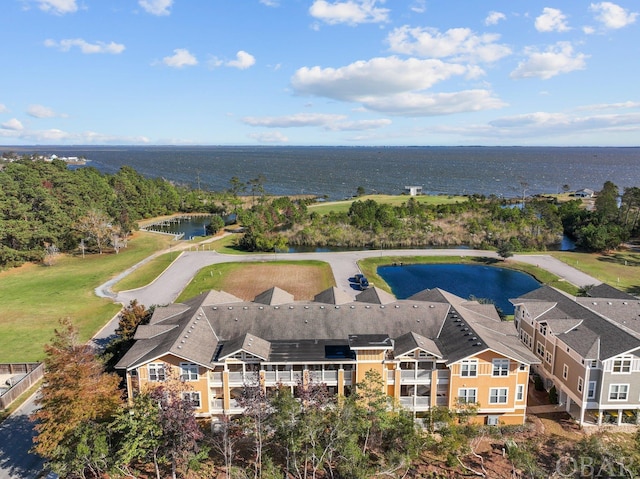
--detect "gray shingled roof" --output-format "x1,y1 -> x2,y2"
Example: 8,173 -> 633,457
314,287 -> 353,305
394,331 -> 442,358
254,286 -> 294,305
116,286 -> 540,370
218,333 -> 271,360
355,286 -> 397,305
514,285 -> 640,359
587,283 -> 638,300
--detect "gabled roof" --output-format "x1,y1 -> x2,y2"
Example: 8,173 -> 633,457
314,287 -> 353,305
148,304 -> 190,325
394,331 -> 442,358
217,333 -> 271,361
514,285 -> 640,360
254,286 -> 294,305
355,286 -> 397,305
117,286 -> 539,370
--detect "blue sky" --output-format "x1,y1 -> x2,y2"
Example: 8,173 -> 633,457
1,0 -> 639,146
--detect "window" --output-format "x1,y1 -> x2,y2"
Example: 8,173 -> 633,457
590,360 -> 598,368
587,381 -> 597,399
492,358 -> 510,377
577,377 -> 583,393
609,384 -> 629,401
458,388 -> 477,404
520,330 -> 532,348
516,384 -> 524,401
180,363 -> 199,381
460,360 -> 477,377
519,363 -> 527,371
536,342 -> 545,357
545,351 -> 553,364
563,364 -> 569,380
539,323 -> 547,336
612,356 -> 632,373
148,363 -> 165,382
182,391 -> 201,408
489,388 -> 508,404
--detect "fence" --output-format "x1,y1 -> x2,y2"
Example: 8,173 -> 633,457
0,363 -> 44,409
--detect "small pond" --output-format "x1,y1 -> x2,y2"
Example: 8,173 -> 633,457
377,263 -> 541,314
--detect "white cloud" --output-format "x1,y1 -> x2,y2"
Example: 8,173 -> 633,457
139,0 -> 173,16
535,7 -> 570,32
162,49 -> 198,68
590,2 -> 638,29
488,110 -> 640,137
0,126 -> 150,144
243,113 -> 347,127
410,0 -> 426,14
582,25 -> 596,35
1,119 -> 24,131
260,0 -> 280,6
309,0 -> 389,26
510,42 -> 588,80
27,104 -> 58,118
485,11 -> 506,26
387,26 -> 511,63
327,118 -> 392,130
44,38 -> 125,54
360,90 -> 506,116
292,56 -> 471,102
248,131 -> 289,143
36,0 -> 77,15
575,101 -> 640,111
0,104 -> 8,114
227,51 -> 256,70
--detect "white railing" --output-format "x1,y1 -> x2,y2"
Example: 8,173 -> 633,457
209,372 -> 223,383
211,399 -> 223,409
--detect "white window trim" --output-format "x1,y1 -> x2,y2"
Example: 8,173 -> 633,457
577,377 -> 583,393
460,359 -> 478,378
492,358 -> 510,377
489,387 -> 508,404
562,364 -> 568,380
182,391 -> 202,408
536,341 -> 545,357
148,362 -> 166,382
516,384 -> 524,401
608,384 -> 629,401
612,356 -> 632,374
587,381 -> 597,399
458,388 -> 477,404
180,362 -> 199,381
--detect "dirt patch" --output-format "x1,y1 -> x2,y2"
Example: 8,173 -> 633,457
221,264 -> 333,301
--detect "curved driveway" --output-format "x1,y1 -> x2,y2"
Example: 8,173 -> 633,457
101,247 -> 600,309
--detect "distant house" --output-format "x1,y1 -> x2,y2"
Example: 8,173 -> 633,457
575,188 -> 595,198
404,186 -> 422,196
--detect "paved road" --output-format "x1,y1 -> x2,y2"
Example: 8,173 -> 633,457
0,393 -> 44,479
103,247 -> 601,309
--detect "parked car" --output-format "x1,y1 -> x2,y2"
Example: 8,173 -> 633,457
359,277 -> 369,289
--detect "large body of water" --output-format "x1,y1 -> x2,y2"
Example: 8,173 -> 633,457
8,145 -> 640,200
378,263 -> 541,313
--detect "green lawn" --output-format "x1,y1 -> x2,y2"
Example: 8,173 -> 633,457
550,250 -> 640,294
0,232 -> 173,362
308,194 -> 468,215
358,255 -> 579,296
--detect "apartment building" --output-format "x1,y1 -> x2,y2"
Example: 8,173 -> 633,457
512,284 -> 640,426
116,285 -> 539,425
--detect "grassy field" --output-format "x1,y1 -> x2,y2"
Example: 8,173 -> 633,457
550,250 -> 640,294
308,194 -> 468,215
0,231 -> 174,363
358,255 -> 580,296
177,260 -> 334,302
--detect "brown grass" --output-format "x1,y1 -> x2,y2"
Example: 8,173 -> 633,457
222,264 -> 331,300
